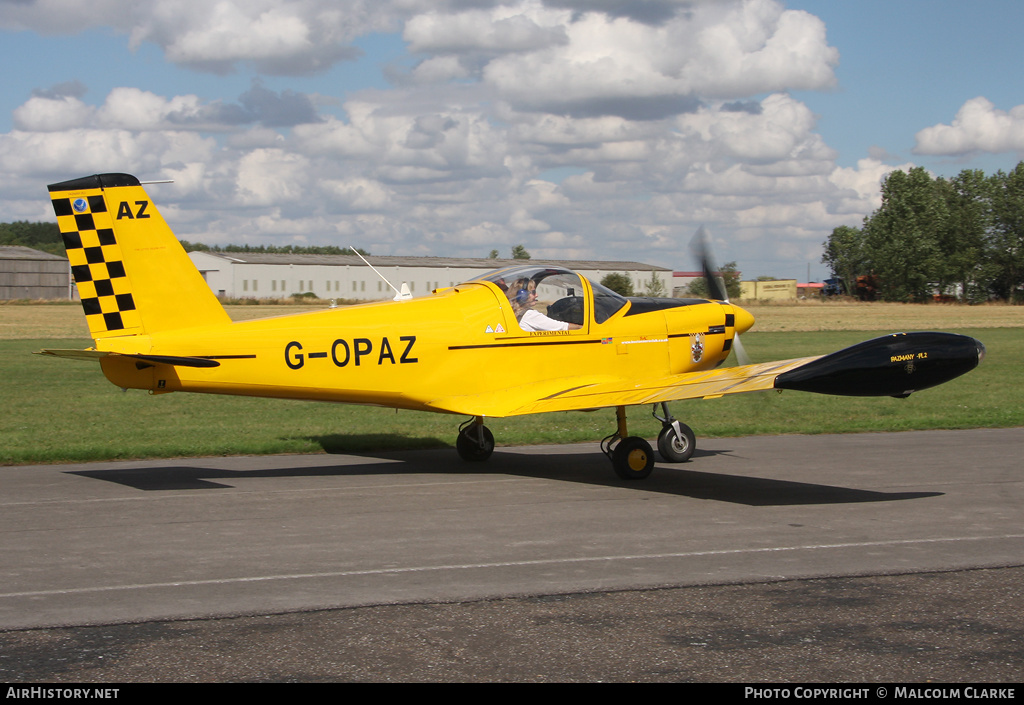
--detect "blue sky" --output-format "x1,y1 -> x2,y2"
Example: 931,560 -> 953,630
2,0 -> 1022,283
788,1 -> 1024,175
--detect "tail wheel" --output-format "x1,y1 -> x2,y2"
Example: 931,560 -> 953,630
456,424 -> 495,462
657,422 -> 695,463
612,436 -> 655,480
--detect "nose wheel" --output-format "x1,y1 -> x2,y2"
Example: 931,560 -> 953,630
653,402 -> 695,463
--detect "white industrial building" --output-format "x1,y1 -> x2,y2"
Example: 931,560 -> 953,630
188,251 -> 673,301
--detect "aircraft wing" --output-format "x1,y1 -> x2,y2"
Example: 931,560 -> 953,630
427,330 -> 985,417
426,356 -> 821,417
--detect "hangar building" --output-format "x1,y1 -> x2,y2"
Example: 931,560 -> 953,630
0,246 -> 70,300
188,251 -> 673,301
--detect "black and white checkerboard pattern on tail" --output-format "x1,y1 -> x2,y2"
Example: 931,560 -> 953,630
51,193 -> 142,336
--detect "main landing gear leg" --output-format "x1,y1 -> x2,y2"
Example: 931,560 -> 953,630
653,402 -> 696,463
601,405 -> 655,480
456,416 -> 494,462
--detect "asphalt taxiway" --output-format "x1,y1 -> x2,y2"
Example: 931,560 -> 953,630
1,428 -> 1022,681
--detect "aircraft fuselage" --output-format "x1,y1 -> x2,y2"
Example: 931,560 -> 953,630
95,281 -> 753,416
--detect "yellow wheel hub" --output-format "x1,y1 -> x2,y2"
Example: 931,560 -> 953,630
627,448 -> 648,471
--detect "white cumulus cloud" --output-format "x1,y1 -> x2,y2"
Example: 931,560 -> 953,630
0,0 -> 910,275
914,97 -> 1024,156
481,0 -> 837,118
12,95 -> 95,132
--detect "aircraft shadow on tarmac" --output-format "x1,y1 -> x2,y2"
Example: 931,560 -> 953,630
67,445 -> 942,507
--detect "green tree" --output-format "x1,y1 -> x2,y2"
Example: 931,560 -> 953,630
685,261 -> 741,300
643,271 -> 667,297
488,249 -> 499,259
987,163 -> 1024,302
511,244 -> 531,260
863,167 -> 946,302
821,224 -> 868,296
938,169 -> 991,302
824,161 -> 1024,303
0,221 -> 63,256
600,272 -> 634,296
179,243 -> 370,256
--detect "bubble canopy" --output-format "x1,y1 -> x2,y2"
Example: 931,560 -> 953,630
470,265 -> 629,325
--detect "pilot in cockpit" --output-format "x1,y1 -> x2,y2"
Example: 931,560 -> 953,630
509,278 -> 582,332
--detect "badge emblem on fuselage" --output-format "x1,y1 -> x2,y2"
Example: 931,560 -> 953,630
691,333 -> 705,363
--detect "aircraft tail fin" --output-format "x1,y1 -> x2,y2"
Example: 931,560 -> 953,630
48,174 -> 230,339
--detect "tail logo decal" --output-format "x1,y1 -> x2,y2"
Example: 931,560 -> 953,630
52,195 -> 140,334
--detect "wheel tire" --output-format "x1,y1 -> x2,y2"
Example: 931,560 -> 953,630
657,422 -> 695,463
612,436 -> 655,480
456,425 -> 495,462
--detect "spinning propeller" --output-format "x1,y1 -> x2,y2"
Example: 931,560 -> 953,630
690,227 -> 751,366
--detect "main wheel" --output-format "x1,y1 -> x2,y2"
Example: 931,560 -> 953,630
657,422 -> 695,463
611,436 -> 655,480
456,425 -> 495,462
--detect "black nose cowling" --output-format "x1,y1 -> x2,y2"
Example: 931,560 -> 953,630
774,332 -> 984,398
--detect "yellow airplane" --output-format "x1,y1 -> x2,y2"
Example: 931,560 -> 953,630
39,173 -> 985,480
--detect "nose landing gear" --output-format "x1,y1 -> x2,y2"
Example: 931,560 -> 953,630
653,401 -> 696,463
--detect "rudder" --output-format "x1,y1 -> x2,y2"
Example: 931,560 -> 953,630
48,174 -> 230,338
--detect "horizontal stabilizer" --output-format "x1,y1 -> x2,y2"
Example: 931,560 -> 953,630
37,349 -> 221,368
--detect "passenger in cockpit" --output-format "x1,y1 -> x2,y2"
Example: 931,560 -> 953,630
509,278 -> 582,332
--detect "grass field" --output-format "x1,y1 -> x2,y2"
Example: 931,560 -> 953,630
2,301 -> 1021,465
